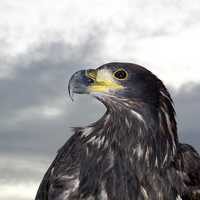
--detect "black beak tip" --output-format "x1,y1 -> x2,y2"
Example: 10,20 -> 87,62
68,78 -> 74,101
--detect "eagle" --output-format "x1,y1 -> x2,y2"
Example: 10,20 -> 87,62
35,62 -> 200,200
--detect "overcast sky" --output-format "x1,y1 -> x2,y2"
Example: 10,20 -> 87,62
0,1 -> 200,199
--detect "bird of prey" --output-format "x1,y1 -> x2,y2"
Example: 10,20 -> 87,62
35,62 -> 200,200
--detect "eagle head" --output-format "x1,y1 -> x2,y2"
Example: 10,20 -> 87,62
68,62 -> 178,169
68,62 -> 159,107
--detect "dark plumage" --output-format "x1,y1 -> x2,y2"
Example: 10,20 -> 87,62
35,62 -> 200,200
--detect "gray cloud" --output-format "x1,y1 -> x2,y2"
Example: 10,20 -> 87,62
0,28 -> 105,156
172,84 -> 200,151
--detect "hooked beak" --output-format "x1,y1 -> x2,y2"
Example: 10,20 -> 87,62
68,69 -> 96,100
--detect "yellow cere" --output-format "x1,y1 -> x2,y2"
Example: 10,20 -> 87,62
87,69 -> 124,93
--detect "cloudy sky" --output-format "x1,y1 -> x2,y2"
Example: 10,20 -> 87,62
0,0 -> 200,199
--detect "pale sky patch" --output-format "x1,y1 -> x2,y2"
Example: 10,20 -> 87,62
1,0 -> 200,87
0,183 -> 37,200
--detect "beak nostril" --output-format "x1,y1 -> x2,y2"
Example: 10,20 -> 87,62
88,78 -> 95,84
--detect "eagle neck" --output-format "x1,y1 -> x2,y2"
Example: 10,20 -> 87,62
79,94 -> 178,172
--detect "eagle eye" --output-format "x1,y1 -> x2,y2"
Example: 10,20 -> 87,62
113,68 -> 128,80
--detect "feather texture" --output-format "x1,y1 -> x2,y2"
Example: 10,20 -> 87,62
35,63 -> 200,200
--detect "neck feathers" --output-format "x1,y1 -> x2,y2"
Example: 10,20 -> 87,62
77,88 -> 178,170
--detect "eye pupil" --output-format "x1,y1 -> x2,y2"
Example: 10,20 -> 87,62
114,70 -> 127,79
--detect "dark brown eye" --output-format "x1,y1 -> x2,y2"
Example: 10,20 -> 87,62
113,69 -> 128,80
